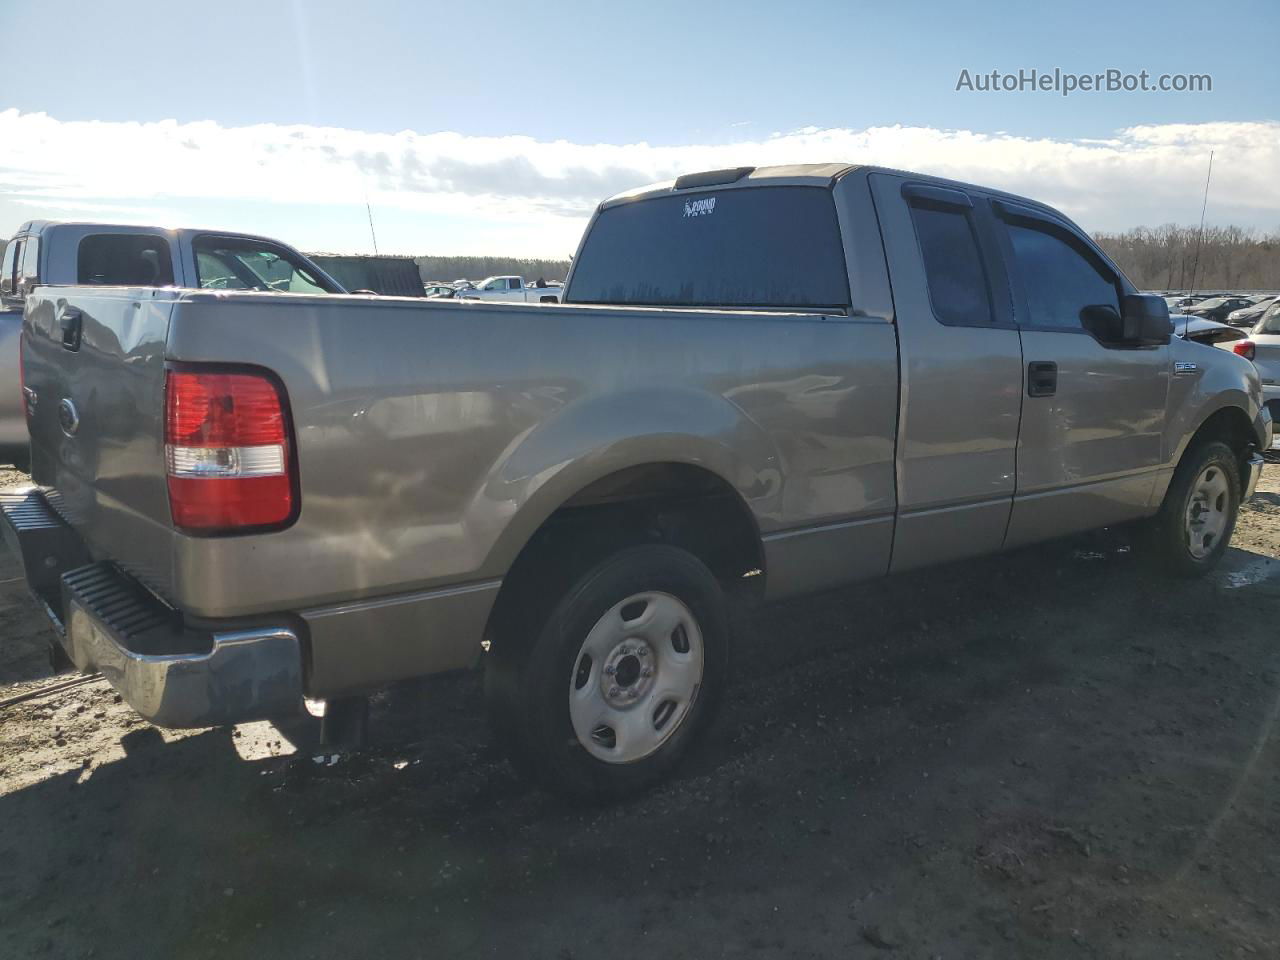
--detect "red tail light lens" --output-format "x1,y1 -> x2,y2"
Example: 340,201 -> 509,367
164,368 -> 295,532
1233,340 -> 1256,361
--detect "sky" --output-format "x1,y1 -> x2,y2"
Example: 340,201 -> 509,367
0,0 -> 1277,257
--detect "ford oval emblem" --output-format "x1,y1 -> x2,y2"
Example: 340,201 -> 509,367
57,398 -> 80,437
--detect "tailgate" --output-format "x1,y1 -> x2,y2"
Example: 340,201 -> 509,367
23,287 -> 178,598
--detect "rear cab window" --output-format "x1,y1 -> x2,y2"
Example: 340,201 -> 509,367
565,186 -> 850,310
77,234 -> 175,286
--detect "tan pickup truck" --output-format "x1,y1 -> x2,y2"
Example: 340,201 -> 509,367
3,164 -> 1269,799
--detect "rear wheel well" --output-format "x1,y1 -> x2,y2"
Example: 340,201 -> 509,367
485,464 -> 764,653
1185,406 -> 1255,492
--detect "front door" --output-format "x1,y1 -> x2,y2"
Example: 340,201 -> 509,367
996,202 -> 1170,547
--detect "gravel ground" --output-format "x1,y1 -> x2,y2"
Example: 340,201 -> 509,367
3,466 -> 1280,959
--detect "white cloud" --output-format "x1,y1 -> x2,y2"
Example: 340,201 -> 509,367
0,109 -> 1277,257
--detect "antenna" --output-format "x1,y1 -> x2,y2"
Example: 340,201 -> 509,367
1186,150 -> 1213,297
364,193 -> 380,256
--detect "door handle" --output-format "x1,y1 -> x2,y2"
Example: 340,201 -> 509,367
59,306 -> 83,351
1027,361 -> 1057,397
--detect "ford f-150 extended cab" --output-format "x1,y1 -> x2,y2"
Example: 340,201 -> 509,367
2,164 -> 1269,800
0,221 -> 344,468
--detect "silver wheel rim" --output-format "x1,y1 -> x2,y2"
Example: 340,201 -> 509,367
1185,464 -> 1231,560
568,591 -> 704,764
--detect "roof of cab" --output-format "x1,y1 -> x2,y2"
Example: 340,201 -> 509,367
600,163 -> 859,208
599,161 -> 1080,233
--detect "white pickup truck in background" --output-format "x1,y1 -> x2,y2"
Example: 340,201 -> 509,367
0,221 -> 345,468
460,275 -> 563,302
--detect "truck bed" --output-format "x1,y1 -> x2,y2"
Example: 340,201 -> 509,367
21,287 -> 898,693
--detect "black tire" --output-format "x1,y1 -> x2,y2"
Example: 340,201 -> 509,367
1146,439 -> 1241,577
485,544 -> 728,802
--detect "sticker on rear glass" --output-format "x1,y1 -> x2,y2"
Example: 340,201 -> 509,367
683,196 -> 716,218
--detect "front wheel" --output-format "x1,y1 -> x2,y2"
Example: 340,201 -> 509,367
1146,440 -> 1241,577
485,544 -> 728,801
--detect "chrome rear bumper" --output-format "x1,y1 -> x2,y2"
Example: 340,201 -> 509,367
1,489 -> 304,728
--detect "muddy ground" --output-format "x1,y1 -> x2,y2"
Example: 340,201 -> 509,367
2,467 -> 1280,959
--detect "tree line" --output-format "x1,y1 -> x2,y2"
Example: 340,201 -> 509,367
1093,225 -> 1280,292
415,255 -> 571,284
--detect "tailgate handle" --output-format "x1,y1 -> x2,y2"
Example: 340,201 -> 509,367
59,307 -> 83,351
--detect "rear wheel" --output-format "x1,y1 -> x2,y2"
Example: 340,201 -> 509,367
485,544 -> 728,801
1147,440 -> 1241,576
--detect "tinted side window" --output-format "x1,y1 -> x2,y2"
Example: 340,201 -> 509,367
1005,221 -> 1119,330
907,202 -> 994,326
77,234 -> 175,286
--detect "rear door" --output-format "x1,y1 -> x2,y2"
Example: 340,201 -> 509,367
869,174 -> 1024,572
996,201 -> 1170,547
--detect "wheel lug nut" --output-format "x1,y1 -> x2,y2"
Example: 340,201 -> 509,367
641,668 -> 652,678
604,665 -> 616,676
609,686 -> 620,698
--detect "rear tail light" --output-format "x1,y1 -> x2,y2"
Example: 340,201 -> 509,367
164,368 -> 296,532
1233,340 -> 1256,361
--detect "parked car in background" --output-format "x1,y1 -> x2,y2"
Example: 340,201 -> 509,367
1226,295 -> 1278,326
460,275 -> 561,303
1226,308 -> 1280,436
3,164 -> 1268,800
1166,295 -> 1207,311
1175,314 -> 1250,346
0,221 -> 345,470
423,283 -> 458,298
1186,296 -> 1257,323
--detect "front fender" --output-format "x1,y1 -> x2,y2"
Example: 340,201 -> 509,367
469,386 -> 782,578
1165,339 -> 1263,467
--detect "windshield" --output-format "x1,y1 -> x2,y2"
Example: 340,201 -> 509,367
193,237 -> 333,293
566,186 -> 851,310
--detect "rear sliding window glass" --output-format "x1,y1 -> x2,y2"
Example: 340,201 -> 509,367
908,202 -> 994,326
566,187 -> 850,310
77,234 -> 175,286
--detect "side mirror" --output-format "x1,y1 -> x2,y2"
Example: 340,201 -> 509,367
1120,294 -> 1172,345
